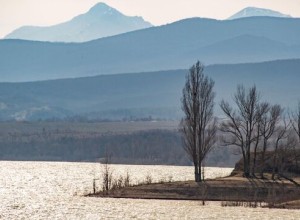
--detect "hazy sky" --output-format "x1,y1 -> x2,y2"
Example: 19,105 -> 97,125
1,0 -> 300,38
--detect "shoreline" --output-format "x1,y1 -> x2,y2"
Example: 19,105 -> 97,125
88,175 -> 300,209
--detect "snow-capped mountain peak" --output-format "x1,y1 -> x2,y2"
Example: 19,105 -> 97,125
228,7 -> 292,20
87,2 -> 120,16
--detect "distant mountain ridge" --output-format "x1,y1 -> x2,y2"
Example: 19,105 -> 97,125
1,16 -> 300,82
4,3 -> 152,42
228,7 -> 292,20
0,59 -> 299,121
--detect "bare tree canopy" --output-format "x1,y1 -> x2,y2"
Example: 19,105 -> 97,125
258,104 -> 283,177
289,101 -> 300,169
219,84 -> 295,178
220,85 -> 261,177
290,101 -> 300,142
180,61 -> 217,182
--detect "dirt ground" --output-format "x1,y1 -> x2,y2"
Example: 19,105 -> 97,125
90,174 -> 300,209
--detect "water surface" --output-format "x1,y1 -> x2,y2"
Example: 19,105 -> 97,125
0,161 -> 299,219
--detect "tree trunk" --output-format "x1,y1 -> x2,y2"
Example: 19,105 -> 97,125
252,144 -> 258,176
242,152 -> 250,177
294,147 -> 299,170
272,145 -> 279,180
260,140 -> 267,178
252,131 -> 260,176
244,161 -> 250,177
271,155 -> 277,180
247,148 -> 251,177
194,165 -> 200,182
202,163 -> 205,181
198,162 -> 203,182
198,166 -> 202,182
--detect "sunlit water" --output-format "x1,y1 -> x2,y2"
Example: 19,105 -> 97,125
0,161 -> 299,219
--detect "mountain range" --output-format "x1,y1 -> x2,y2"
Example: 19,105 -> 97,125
1,16 -> 300,82
4,3 -> 152,42
4,5 -> 292,43
1,4 -> 299,121
0,59 -> 299,121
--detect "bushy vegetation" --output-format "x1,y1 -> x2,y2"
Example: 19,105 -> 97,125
0,121 -> 238,166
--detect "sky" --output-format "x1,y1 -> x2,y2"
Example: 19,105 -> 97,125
0,0 -> 300,38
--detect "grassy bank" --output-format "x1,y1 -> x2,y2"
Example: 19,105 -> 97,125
88,173 -> 300,209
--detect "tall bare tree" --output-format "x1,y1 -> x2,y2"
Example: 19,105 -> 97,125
181,61 -> 217,182
220,85 -> 260,177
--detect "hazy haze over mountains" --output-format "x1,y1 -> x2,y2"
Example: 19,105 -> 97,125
0,59 -> 299,121
1,4 -> 300,121
228,7 -> 292,20
1,16 -> 300,82
4,3 -> 152,42
4,5 -> 294,44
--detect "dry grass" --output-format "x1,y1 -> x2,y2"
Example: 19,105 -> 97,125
89,173 -> 300,209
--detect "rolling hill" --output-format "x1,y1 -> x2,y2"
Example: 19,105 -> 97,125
0,59 -> 299,121
0,16 -> 300,82
4,3 -> 152,42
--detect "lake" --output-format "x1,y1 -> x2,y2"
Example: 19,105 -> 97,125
0,161 -> 299,219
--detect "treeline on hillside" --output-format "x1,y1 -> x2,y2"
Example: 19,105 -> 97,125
0,128 -> 237,167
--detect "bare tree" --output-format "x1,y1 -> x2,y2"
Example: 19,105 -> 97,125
289,101 -> 300,168
180,61 -> 217,182
252,102 -> 269,176
290,101 -> 300,142
271,120 -> 289,179
259,104 -> 283,177
220,85 -> 260,177
101,151 -> 113,194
